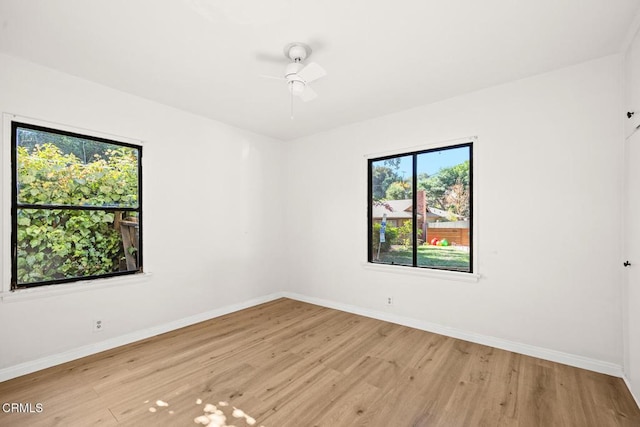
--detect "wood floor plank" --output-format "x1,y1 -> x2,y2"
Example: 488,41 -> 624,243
0,298 -> 638,426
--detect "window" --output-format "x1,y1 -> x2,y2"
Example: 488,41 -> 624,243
11,122 -> 142,289
368,142 -> 473,273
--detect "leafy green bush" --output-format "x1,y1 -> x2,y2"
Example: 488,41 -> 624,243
372,222 -> 398,253
16,143 -> 138,285
396,220 -> 414,247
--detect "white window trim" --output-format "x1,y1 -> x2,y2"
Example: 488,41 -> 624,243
1,272 -> 153,302
1,113 -> 147,299
363,136 -> 480,282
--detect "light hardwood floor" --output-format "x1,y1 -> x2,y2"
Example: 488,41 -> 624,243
0,298 -> 639,426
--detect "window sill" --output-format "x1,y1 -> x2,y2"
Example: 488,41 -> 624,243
361,262 -> 480,283
1,272 -> 152,303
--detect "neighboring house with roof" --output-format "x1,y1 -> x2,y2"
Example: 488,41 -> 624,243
372,190 -> 470,246
372,190 -> 434,242
371,198 -> 415,228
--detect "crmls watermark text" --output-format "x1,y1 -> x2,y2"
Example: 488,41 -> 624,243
2,402 -> 44,413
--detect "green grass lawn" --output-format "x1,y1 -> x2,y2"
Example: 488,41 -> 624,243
375,245 -> 470,271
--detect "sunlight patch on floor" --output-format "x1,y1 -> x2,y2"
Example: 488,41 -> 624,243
145,397 -> 264,426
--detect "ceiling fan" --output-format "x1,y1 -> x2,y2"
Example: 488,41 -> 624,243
261,42 -> 327,115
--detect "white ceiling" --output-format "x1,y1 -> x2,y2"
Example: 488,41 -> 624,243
0,0 -> 638,141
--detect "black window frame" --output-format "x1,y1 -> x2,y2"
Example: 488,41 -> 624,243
10,121 -> 143,289
367,142 -> 473,273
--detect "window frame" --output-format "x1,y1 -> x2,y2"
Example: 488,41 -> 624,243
9,120 -> 143,289
367,140 -> 474,274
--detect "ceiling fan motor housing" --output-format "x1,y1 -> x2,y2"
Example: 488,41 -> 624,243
285,62 -> 305,79
285,62 -> 307,95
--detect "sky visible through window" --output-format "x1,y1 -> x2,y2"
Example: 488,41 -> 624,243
391,146 -> 469,178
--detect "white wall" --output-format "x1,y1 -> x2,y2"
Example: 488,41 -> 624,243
0,51 -> 628,381
285,55 -> 624,369
0,53 -> 285,373
623,21 -> 640,404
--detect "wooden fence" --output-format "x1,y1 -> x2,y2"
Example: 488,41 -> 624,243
426,222 -> 470,247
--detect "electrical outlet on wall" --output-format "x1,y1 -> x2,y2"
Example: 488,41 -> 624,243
93,319 -> 104,333
386,296 -> 393,306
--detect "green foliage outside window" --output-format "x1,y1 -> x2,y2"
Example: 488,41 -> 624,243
372,222 -> 398,253
16,143 -> 139,285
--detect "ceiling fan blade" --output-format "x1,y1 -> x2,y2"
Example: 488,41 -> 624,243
259,74 -> 285,81
298,62 -> 326,83
299,85 -> 318,102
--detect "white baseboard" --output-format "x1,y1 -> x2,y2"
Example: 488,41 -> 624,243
0,291 -> 625,384
0,292 -> 284,383
282,292 -> 624,378
624,375 -> 640,410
